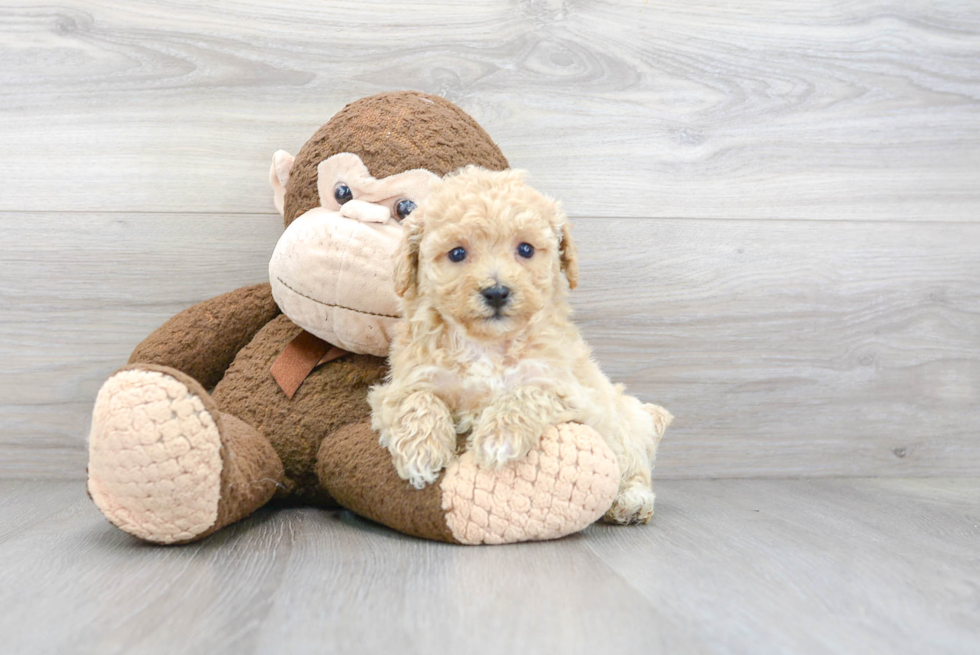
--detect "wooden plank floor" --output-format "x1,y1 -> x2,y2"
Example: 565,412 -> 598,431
1,478 -> 977,654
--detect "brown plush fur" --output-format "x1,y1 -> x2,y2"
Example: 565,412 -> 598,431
129,283 -> 280,390
211,315 -> 387,504
283,91 -> 509,226
316,422 -> 458,543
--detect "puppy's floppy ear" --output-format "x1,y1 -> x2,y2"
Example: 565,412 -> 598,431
559,221 -> 579,290
393,216 -> 424,298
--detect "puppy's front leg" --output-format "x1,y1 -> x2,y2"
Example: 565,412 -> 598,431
469,386 -> 568,469
372,389 -> 457,489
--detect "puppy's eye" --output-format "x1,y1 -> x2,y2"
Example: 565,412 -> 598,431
394,199 -> 416,221
448,247 -> 467,263
517,242 -> 535,259
334,183 -> 353,205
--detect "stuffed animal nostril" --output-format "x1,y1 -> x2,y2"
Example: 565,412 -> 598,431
480,285 -> 511,308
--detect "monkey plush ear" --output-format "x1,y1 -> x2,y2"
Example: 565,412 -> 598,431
269,150 -> 296,217
393,217 -> 424,299
559,222 -> 579,290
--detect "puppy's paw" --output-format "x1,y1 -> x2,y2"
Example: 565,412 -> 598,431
469,413 -> 541,469
388,439 -> 456,489
379,394 -> 457,489
384,422 -> 456,489
602,480 -> 656,525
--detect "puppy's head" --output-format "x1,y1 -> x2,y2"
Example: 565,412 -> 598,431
394,166 -> 578,340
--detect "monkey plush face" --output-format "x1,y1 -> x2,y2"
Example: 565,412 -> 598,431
269,152 -> 440,355
265,91 -> 510,356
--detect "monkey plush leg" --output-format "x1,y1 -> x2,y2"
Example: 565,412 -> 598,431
87,364 -> 283,544
316,422 -> 621,545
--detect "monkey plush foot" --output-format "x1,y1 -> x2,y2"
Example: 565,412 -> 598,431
88,365 -> 282,544
318,422 -> 621,545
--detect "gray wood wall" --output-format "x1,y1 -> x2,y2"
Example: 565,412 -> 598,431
2,0 -> 978,479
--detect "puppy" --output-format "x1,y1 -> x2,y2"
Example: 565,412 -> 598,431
369,166 -> 672,524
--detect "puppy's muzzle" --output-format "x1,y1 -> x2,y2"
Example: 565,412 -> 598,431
480,285 -> 511,311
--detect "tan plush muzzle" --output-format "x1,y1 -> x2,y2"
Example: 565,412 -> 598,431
269,207 -> 403,356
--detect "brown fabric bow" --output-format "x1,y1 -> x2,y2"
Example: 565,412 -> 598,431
271,331 -> 349,399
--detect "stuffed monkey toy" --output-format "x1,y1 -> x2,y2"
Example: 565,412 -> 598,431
87,91 -> 624,545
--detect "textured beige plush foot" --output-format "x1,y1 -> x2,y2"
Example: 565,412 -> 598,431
439,423 -> 621,545
88,368 -> 223,544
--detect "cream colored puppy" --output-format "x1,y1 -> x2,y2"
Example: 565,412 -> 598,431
369,166 -> 672,524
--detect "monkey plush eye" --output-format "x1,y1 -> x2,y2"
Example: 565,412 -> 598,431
517,242 -> 535,259
334,183 -> 353,205
394,199 -> 416,221
448,247 -> 467,263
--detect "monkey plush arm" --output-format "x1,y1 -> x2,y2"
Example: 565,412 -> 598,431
129,283 -> 281,389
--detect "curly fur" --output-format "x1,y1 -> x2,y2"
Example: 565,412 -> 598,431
370,167 -> 672,524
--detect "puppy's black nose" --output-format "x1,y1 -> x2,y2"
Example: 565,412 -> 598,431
481,285 -> 511,309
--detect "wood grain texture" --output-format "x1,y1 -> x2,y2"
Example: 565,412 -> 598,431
1,0 -> 979,219
2,212 -> 977,478
1,478 -> 977,654
573,218 -> 980,477
585,477 -> 980,655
